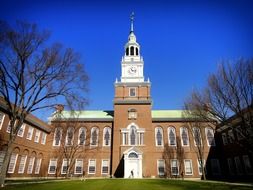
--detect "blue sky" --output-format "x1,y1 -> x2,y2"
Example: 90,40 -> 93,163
1,0 -> 253,118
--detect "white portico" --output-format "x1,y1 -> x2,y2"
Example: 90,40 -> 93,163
123,147 -> 143,178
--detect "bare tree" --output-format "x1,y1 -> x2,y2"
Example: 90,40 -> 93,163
0,21 -> 88,186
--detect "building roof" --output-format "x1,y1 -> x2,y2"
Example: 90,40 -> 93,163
151,110 -> 186,121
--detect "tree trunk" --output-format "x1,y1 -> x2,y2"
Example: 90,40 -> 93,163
0,141 -> 13,187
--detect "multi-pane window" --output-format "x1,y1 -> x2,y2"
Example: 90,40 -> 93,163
101,159 -> 109,174
27,157 -> 35,174
26,126 -> 34,140
242,155 -> 253,174
205,127 -> 215,146
53,128 -> 62,146
171,159 -> 179,175
75,159 -> 83,174
65,127 -> 74,146
78,127 -> 86,145
228,130 -> 235,143
17,124 -> 26,137
48,159 -> 57,174
130,126 -> 137,145
34,130 -> 41,143
222,133 -> 228,145
18,155 -> 27,174
129,88 -> 136,97
211,159 -> 221,175
41,132 -> 47,145
0,112 -> 5,130
155,127 -> 163,146
168,127 -> 176,146
34,158 -> 42,174
234,157 -> 243,175
180,127 -> 189,146
192,127 -> 202,146
61,159 -> 68,174
157,159 -> 165,176
197,159 -> 205,175
184,159 -> 193,175
103,127 -> 111,146
122,133 -> 127,145
90,127 -> 99,146
0,151 -> 5,171
7,153 -> 18,173
88,159 -> 96,174
227,158 -> 235,175
236,127 -> 244,140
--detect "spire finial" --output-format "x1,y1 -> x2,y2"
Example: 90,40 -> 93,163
130,12 -> 134,32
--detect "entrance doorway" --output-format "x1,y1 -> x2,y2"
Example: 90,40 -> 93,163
123,147 -> 142,178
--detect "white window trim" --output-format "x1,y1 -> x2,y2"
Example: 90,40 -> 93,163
88,159 -> 96,174
74,159 -> 83,175
0,113 -> 5,130
184,159 -> 193,175
197,159 -> 206,175
157,159 -> 165,176
78,127 -> 86,145
6,120 -> 17,133
61,159 -> 68,174
101,159 -> 109,175
180,127 -> 189,147
65,127 -> 74,146
205,127 -> 215,147
129,87 -> 137,97
192,127 -> 202,146
53,128 -> 62,146
103,127 -> 111,147
90,128 -> 99,147
27,157 -> 35,174
7,153 -> 18,173
17,124 -> 26,137
48,159 -> 58,174
41,133 -> 47,145
18,155 -> 27,174
171,159 -> 179,175
34,130 -> 41,143
34,158 -> 42,174
168,127 -> 177,147
26,126 -> 34,140
155,127 -> 164,147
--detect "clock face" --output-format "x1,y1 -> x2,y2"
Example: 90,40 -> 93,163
128,66 -> 137,75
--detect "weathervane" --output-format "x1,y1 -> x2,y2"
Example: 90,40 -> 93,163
130,12 -> 134,32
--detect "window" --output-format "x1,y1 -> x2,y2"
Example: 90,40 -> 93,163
0,151 -> 5,171
130,126 -> 137,145
180,127 -> 189,146
103,127 -> 111,146
65,127 -> 74,146
168,127 -> 176,146
61,159 -> 68,174
129,88 -> 136,97
126,47 -> 129,56
155,127 -> 163,146
236,126 -> 244,140
228,130 -> 235,143
157,159 -> 165,176
17,124 -> 26,137
234,157 -> 243,175
128,109 -> 137,119
139,132 -> 144,145
205,127 -> 215,146
7,153 -> 18,173
211,159 -> 221,175
184,160 -> 193,175
53,128 -> 62,146
27,157 -> 35,174
227,158 -> 235,175
41,133 -> 47,145
129,152 -> 138,158
130,46 -> 134,55
101,159 -> 109,174
6,121 -> 12,133
122,133 -> 128,145
90,127 -> 99,146
75,159 -> 83,174
18,155 -> 27,174
242,155 -> 253,174
171,159 -> 179,175
192,127 -> 202,146
88,159 -> 96,174
26,126 -> 34,140
0,112 -> 5,130
78,127 -> 86,145
136,47 -> 139,56
222,133 -> 228,145
34,158 -> 42,174
34,130 -> 41,143
197,159 -> 205,175
48,159 -> 57,174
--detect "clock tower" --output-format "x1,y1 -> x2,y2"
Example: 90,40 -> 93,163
112,13 -> 153,178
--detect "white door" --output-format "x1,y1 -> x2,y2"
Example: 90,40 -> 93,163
126,159 -> 139,178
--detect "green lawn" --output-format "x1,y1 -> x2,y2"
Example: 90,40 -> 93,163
4,179 -> 253,190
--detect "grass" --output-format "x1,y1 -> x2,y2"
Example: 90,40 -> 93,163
4,179 -> 253,190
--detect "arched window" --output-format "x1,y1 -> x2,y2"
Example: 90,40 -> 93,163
136,47 -> 139,56
126,47 -> 129,56
180,127 -> 189,146
53,127 -> 62,146
192,127 -> 202,146
103,127 -> 111,146
128,152 -> 138,158
78,127 -> 86,145
130,46 -> 134,55
168,127 -> 176,146
205,127 -> 215,146
90,127 -> 99,146
65,127 -> 74,146
130,126 -> 137,145
155,127 -> 163,146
